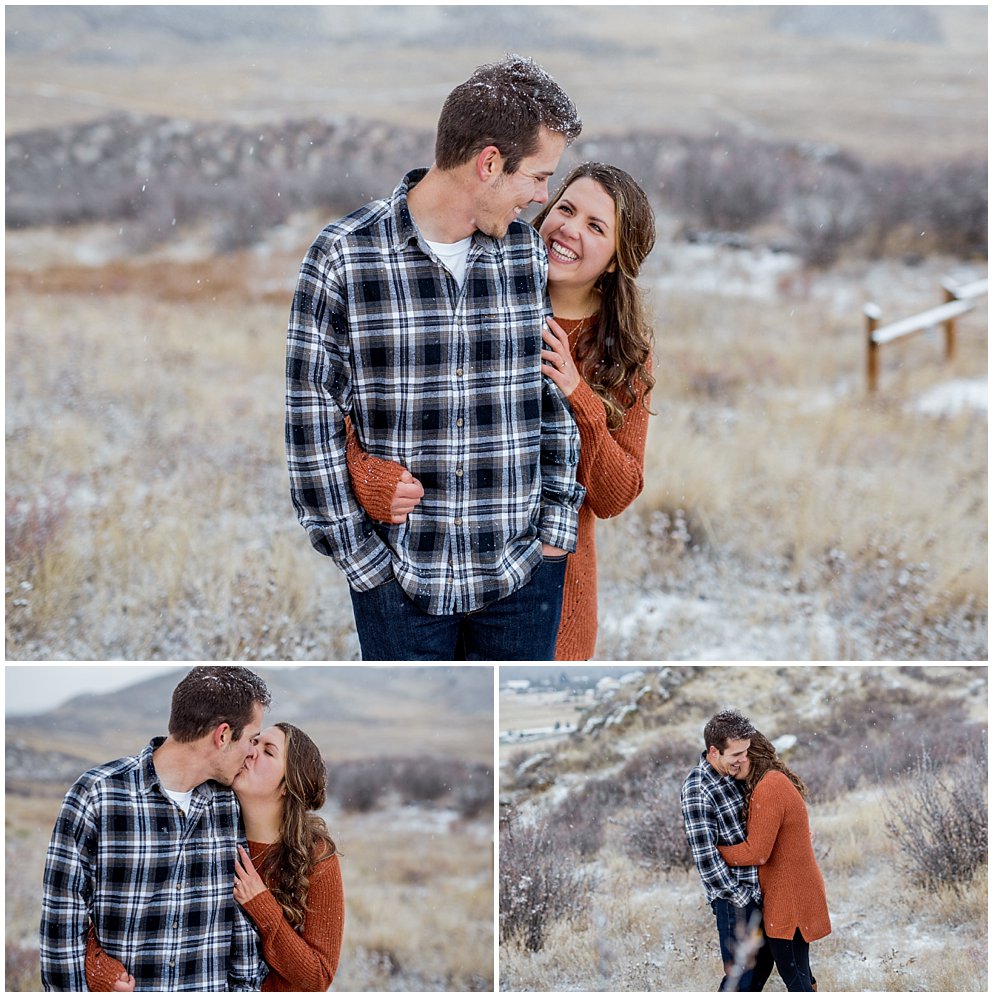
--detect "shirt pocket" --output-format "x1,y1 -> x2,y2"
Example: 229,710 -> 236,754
475,308 -> 543,369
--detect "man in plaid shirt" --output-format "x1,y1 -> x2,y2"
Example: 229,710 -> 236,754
285,56 -> 586,660
681,710 -> 774,991
40,667 -> 271,992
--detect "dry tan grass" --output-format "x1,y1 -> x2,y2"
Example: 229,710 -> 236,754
637,284 -> 987,584
500,780 -> 988,991
5,281 -> 359,659
330,811 -> 494,991
5,221 -> 987,660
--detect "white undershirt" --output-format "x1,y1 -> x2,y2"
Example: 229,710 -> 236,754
163,786 -> 195,814
425,236 -> 473,288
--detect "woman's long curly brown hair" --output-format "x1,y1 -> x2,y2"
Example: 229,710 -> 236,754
532,161 -> 657,430
739,731 -> 808,823
254,723 -> 338,932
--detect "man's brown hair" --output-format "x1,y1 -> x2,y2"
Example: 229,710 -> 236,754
168,666 -> 271,743
703,709 -> 756,753
434,54 -> 581,173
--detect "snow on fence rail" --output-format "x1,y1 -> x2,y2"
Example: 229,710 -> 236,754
864,277 -> 988,392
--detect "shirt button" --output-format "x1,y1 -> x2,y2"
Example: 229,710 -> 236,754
456,468 -> 464,478
456,418 -> 464,428
454,517 -> 463,526
456,368 -> 464,377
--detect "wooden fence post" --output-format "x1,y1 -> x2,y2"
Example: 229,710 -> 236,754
864,303 -> 882,392
942,284 -> 958,362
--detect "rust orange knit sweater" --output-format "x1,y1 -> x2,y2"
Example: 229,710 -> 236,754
85,841 -> 344,992
344,315 -> 651,660
719,771 -> 831,942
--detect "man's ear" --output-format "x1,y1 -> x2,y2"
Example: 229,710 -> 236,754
475,145 -> 503,182
213,722 -> 232,749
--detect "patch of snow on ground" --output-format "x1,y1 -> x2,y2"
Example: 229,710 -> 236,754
597,583 -> 841,661
649,242 -> 800,302
912,377 -> 987,417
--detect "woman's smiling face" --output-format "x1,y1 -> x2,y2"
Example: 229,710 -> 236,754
538,175 -> 618,294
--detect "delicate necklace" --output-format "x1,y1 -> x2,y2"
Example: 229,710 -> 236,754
250,839 -> 280,866
566,313 -> 596,336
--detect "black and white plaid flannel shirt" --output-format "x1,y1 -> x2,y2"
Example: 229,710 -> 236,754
285,169 -> 584,616
40,738 -> 266,992
681,752 -> 762,907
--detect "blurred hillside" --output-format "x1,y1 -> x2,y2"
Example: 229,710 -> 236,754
5,5 -> 987,160
6,6 -> 988,265
6,664 -> 494,779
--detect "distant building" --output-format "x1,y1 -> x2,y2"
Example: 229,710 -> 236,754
505,680 -> 531,693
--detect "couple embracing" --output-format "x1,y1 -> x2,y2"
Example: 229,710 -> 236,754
39,666 -> 343,992
681,709 -> 832,992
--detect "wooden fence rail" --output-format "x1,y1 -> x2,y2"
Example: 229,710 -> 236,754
865,277 -> 988,391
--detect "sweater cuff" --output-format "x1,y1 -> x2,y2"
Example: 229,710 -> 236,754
345,434 -> 406,523
567,379 -> 608,432
242,889 -> 285,933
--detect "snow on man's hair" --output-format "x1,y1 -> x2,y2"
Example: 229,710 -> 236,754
168,665 -> 271,743
435,53 -> 581,173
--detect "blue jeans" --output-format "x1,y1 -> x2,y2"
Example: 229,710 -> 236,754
711,898 -> 774,992
349,555 -> 567,660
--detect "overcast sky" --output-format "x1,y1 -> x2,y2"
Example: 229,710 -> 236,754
3,664 -> 184,715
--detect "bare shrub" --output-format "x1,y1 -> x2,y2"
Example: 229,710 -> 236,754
326,755 -> 491,814
499,810 -> 596,953
622,769 -> 694,871
395,756 -> 459,804
860,160 -> 936,258
792,670 -> 981,803
785,168 -> 870,267
661,130 -> 785,231
453,763 -> 493,819
329,757 -> 396,812
884,743 -> 988,894
921,157 -> 988,257
617,737 -> 699,796
212,170 -> 294,252
547,776 -> 626,858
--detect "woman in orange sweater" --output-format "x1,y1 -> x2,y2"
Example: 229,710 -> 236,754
346,162 -> 657,660
86,723 -> 344,992
718,733 -> 830,992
